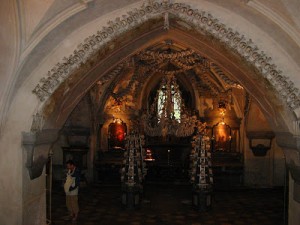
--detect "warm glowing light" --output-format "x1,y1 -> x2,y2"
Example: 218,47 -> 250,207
144,149 -> 155,161
217,124 -> 227,138
113,118 -> 123,124
109,118 -> 127,150
218,101 -> 226,117
219,109 -> 226,116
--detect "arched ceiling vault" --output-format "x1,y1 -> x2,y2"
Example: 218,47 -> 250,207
36,3 -> 299,135
98,39 -> 240,117
43,24 -> 287,133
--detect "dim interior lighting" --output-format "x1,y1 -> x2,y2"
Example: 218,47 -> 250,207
144,149 -> 155,161
112,117 -> 123,124
219,117 -> 226,125
218,100 -> 226,117
218,100 -> 227,125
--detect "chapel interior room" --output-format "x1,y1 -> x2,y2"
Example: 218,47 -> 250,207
49,40 -> 286,224
2,1 -> 300,225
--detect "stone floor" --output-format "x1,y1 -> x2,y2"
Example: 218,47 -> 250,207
51,183 -> 287,225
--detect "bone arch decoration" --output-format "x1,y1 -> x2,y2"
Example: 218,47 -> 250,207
111,46 -> 217,101
98,49 -> 233,104
32,0 -> 300,111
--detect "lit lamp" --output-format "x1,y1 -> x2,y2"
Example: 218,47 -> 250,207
144,149 -> 155,162
218,100 -> 227,126
218,100 -> 226,117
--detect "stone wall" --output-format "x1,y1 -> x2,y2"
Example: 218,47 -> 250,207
244,101 -> 286,187
0,1 -> 300,224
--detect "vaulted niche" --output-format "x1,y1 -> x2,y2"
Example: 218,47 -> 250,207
144,73 -> 195,177
145,74 -> 195,138
131,40 -> 245,184
108,118 -> 127,150
61,39 -> 245,185
137,42 -> 204,175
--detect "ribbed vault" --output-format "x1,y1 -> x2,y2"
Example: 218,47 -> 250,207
42,17 -> 289,134
93,39 -> 242,119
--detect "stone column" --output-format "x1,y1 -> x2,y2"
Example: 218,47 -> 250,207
22,129 -> 59,225
289,173 -> 300,225
276,132 -> 300,225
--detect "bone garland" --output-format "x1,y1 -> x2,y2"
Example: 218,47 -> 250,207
31,0 -> 300,112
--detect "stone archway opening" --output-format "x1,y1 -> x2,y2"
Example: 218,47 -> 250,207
20,2 -> 300,224
43,28 -> 288,223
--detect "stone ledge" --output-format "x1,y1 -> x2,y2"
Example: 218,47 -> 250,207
276,132 -> 300,150
22,129 -> 59,179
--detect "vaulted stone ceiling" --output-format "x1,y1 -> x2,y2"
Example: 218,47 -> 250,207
89,39 -> 244,119
2,2 -> 300,225
3,0 -> 299,131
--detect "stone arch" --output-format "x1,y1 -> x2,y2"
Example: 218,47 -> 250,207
21,0 -> 300,189
2,1 -> 300,224
29,1 -> 298,133
16,0 -> 299,192
41,26 -> 293,132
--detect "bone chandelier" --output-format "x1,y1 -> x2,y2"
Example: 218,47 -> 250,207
137,45 -> 210,75
142,74 -> 200,137
137,42 -> 208,137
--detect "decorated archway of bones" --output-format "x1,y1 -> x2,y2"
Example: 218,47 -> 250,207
31,1 -> 299,126
27,0 -> 300,193
17,1 -> 300,224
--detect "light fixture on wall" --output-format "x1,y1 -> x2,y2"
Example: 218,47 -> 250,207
110,96 -> 123,113
219,118 -> 226,126
218,100 -> 227,117
217,90 -> 233,125
112,117 -> 123,124
246,131 -> 275,156
217,100 -> 227,126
